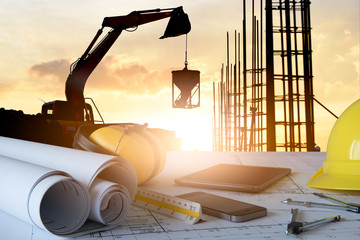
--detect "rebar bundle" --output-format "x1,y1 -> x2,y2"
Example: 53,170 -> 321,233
213,0 -> 315,152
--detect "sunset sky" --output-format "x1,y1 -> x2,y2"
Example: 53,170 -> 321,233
0,0 -> 359,151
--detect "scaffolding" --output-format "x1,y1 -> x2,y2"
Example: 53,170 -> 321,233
213,0 -> 315,152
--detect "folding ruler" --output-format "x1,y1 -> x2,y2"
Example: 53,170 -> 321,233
132,187 -> 202,224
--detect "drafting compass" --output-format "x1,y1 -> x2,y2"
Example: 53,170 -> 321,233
282,192 -> 360,213
285,208 -> 341,235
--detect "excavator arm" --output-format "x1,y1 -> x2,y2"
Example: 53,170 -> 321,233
64,6 -> 191,121
0,7 -> 190,149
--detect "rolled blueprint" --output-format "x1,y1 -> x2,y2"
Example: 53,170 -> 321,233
0,136 -> 137,236
88,178 -> 131,225
0,156 -> 90,236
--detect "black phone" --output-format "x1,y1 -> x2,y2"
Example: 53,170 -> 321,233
177,191 -> 267,222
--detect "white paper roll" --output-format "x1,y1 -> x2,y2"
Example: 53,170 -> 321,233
0,137 -> 137,198
0,137 -> 137,236
0,156 -> 90,236
88,178 -> 131,225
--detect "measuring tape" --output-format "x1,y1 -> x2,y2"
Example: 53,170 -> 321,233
132,187 -> 202,224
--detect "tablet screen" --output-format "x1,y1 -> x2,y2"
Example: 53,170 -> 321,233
174,164 -> 291,192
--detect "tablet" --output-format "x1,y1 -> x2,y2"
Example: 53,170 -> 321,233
174,164 -> 291,192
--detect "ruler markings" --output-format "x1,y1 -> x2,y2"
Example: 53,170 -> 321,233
134,194 -> 200,218
133,187 -> 202,224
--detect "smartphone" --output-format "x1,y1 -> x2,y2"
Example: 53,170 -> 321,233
177,191 -> 267,222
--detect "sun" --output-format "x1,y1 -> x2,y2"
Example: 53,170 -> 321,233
173,116 -> 213,151
140,112 -> 213,151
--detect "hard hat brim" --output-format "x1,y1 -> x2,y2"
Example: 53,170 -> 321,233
307,167 -> 360,190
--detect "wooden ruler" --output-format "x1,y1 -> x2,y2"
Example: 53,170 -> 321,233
132,187 -> 202,224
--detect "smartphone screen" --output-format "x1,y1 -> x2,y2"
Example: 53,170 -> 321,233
177,192 -> 267,222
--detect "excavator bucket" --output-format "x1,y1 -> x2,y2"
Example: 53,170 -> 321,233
160,7 -> 191,39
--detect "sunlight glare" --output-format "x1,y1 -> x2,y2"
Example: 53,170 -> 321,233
174,117 -> 213,151
142,115 -> 213,151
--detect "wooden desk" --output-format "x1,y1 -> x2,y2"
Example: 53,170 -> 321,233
2,151 -> 360,239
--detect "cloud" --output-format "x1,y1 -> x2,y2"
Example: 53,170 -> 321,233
0,82 -> 14,92
311,4 -> 359,105
27,55 -> 172,96
0,82 -> 20,99
87,55 -> 171,95
29,59 -> 70,82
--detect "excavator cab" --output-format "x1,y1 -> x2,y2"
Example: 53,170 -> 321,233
41,100 -> 99,140
41,100 -> 92,122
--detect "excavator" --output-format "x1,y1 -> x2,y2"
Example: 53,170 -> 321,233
0,6 -> 191,148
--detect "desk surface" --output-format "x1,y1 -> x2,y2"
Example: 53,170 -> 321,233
2,151 -> 360,239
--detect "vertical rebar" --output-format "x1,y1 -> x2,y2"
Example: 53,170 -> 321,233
212,0 -> 315,153
256,19 -> 260,151
302,0 -> 315,151
234,31 -> 238,151
292,0 -> 302,151
213,82 -> 216,151
285,0 -> 295,151
226,32 -> 230,151
243,0 -> 248,151
260,0 -> 264,151
279,1 -> 288,151
265,0 -> 276,151
220,64 -> 224,150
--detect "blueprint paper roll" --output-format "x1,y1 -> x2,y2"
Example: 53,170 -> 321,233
88,178 -> 131,225
0,136 -> 137,198
0,136 -> 137,236
0,156 -> 90,236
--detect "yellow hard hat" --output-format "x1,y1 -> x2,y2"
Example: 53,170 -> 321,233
89,124 -> 166,185
307,98 -> 360,190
